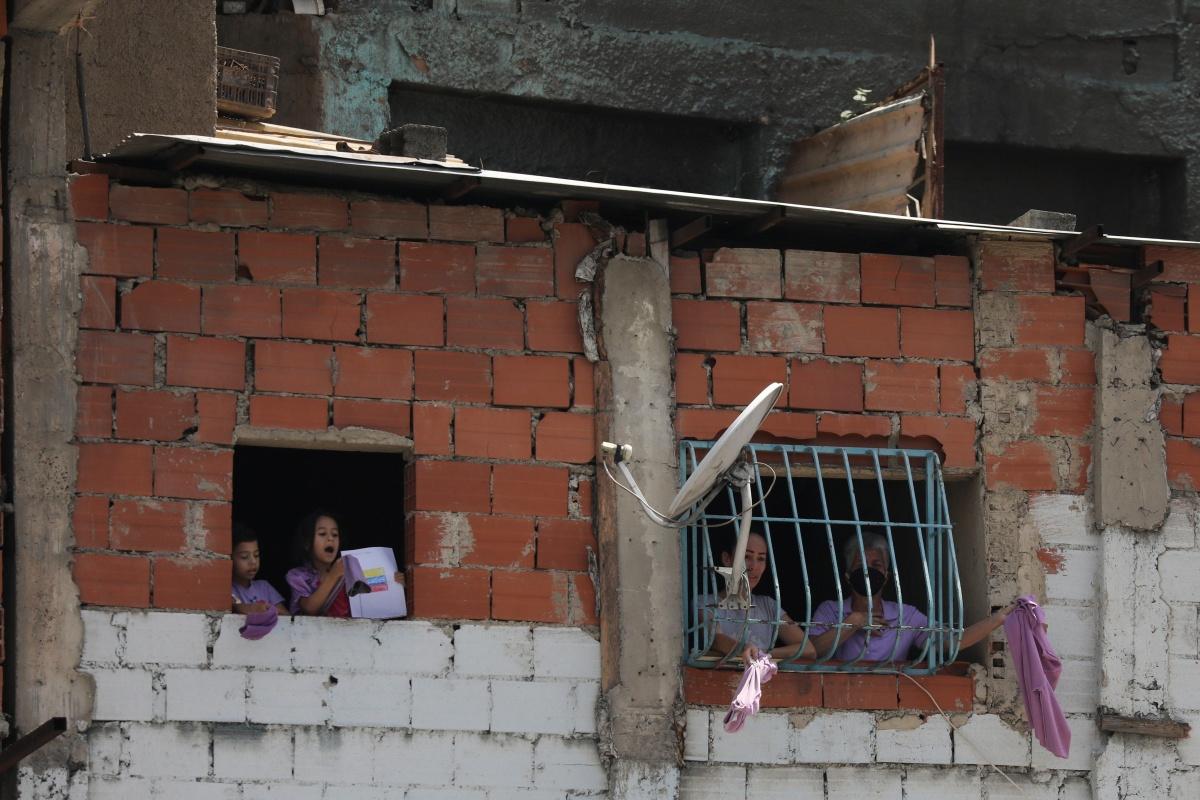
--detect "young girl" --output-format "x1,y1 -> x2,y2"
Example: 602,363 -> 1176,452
231,523 -> 288,615
701,529 -> 815,662
286,509 -> 406,617
287,510 -> 352,617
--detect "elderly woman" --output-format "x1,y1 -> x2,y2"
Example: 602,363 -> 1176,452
701,530 -> 816,662
808,530 -> 1012,662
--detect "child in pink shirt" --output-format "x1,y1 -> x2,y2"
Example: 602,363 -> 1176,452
231,523 -> 287,615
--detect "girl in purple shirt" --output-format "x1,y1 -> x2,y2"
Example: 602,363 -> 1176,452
231,523 -> 287,615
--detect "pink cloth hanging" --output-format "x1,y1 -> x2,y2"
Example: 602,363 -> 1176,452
1003,595 -> 1070,758
723,654 -> 777,733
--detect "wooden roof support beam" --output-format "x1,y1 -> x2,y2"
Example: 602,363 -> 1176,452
670,215 -> 711,249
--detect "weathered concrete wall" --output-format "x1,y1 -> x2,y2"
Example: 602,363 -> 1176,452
217,1 -> 1200,233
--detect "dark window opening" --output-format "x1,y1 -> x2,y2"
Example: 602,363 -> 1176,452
945,141 -> 1185,238
388,82 -> 763,197
232,446 -> 406,604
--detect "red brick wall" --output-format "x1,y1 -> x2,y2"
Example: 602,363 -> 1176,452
69,176 -> 599,623
671,247 -> 978,471
1149,246 -> 1200,490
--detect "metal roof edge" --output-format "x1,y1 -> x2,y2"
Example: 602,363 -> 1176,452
96,133 -> 1200,251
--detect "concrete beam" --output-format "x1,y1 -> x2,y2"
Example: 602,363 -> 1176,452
11,0 -> 99,34
596,242 -> 682,796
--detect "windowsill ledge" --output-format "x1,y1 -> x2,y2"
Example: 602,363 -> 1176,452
682,663 -> 974,712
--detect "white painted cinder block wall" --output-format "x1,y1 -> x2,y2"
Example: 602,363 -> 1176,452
48,611 -> 605,799
678,493 -> 1200,799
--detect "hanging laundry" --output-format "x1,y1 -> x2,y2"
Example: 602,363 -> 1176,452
723,653 -> 778,733
239,605 -> 279,640
1003,595 -> 1070,758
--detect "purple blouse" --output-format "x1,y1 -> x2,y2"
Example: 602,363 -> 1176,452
231,579 -> 285,608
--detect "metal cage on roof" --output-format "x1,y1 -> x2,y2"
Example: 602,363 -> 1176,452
681,443 -> 963,675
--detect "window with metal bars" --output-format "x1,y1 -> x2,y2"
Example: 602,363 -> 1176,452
681,443 -> 963,675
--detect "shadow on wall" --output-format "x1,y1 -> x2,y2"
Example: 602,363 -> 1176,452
945,141 -> 1185,238
388,82 -> 764,197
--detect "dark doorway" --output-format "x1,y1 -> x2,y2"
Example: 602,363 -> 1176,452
231,446 -> 406,601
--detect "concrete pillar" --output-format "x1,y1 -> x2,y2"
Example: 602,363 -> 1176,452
1091,325 -> 1175,798
595,244 -> 683,798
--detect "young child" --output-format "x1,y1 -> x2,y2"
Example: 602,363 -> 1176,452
231,523 -> 288,615
287,510 -> 352,617
287,509 -> 407,618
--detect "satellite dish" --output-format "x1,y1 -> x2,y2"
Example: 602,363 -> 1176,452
600,382 -> 783,610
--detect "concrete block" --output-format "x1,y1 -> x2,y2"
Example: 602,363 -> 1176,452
87,724 -> 124,776
452,732 -> 534,788
1163,552 -> 1200,602
374,620 -> 454,675
1041,605 -> 1098,658
213,726 -> 293,781
684,708 -> 709,761
15,766 -> 72,800
875,714 -> 952,764
212,613 -> 293,669
1030,494 -> 1093,546
293,727 -> 377,784
1169,767 -> 1200,800
242,784 -> 323,800
1169,603 -> 1199,657
532,627 -> 600,679
410,677 -> 490,731
903,767 -> 983,799
291,616 -> 379,673
746,766 -> 824,798
571,681 -> 599,734
125,722 -> 210,779
247,671 -> 329,725
86,777 -> 152,800
480,790 -> 563,800
827,765 -> 902,800
791,710 -> 874,764
123,611 -> 210,665
1169,658 -> 1200,711
81,610 -> 123,665
330,673 -> 411,728
374,730 -> 455,786
1062,776 -> 1094,800
1031,714 -> 1097,770
164,669 -> 247,722
952,714 -> 1030,767
322,787 -> 394,800
491,680 -> 575,734
983,772 -> 1060,800
1177,710 -> 1200,765
678,765 -> 746,800
531,735 -> 606,791
454,624 -> 533,677
405,789 -> 486,800
1163,499 -> 1197,549
89,668 -> 155,721
1045,547 -> 1100,603
1056,657 -> 1100,714
711,711 -> 791,764
151,780 -> 239,799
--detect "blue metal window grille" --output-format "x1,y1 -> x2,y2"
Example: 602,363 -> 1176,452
681,443 -> 963,675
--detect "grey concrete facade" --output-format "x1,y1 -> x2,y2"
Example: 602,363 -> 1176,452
220,1 -> 1200,236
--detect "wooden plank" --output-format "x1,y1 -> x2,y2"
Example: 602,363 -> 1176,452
1098,713 -> 1190,739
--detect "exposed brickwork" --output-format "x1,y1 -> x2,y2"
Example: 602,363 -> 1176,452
72,185 -> 596,622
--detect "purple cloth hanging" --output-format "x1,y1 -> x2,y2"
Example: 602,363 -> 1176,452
1003,595 -> 1070,758
723,654 -> 777,733
239,605 -> 278,640
343,554 -> 371,597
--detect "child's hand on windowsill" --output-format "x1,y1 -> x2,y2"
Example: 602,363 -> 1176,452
394,572 -> 405,586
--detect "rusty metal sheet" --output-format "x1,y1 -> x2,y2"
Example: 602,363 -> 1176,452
776,94 -> 925,216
